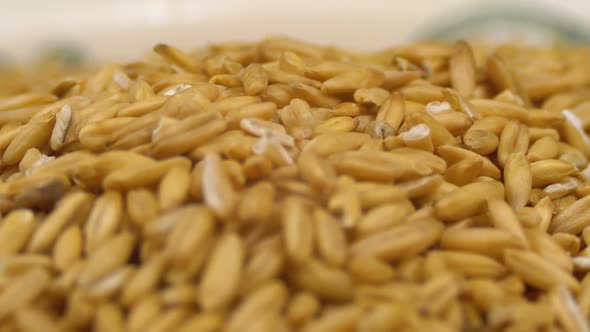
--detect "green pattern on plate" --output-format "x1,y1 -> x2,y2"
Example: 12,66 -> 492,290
416,6 -> 590,44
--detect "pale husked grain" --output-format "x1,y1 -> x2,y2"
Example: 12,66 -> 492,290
0,268 -> 50,318
313,208 -> 347,266
450,40 -> 477,98
463,129 -> 499,156
437,144 -> 501,178
418,273 -> 460,315
312,116 -> 357,136
157,166 -> 190,211
328,177 -> 361,228
375,91 -> 405,134
400,123 -> 434,152
151,116 -> 227,158
560,142 -> 589,169
497,120 -> 530,166
399,174 -> 444,200
423,251 -> 451,278
3,112 -> 56,165
487,200 -> 529,248
286,292 -> 320,327
487,53 -> 531,105
0,93 -> 57,112
354,182 -> 407,208
434,181 -> 504,221
504,152 -> 532,209
143,307 -> 189,332
527,135 -> 559,162
95,303 -> 126,332
550,286 -> 590,332
297,151 -> 337,192
240,246 -> 284,294
440,227 -> 523,258
27,191 -> 94,253
304,61 -> 359,81
437,250 -> 507,278
227,280 -> 287,332
355,200 -> 414,236
321,69 -> 382,95
160,283 -> 198,306
468,116 -> 508,135
348,255 -> 396,283
226,102 -> 277,129
553,232 -> 581,255
78,232 -> 135,285
470,99 -> 529,122
49,104 -> 72,151
0,209 -> 37,256
553,194 -> 579,214
177,313 -> 224,332
443,156 -> 483,186
121,255 -> 166,306
198,233 -> 243,311
330,150 -> 431,181
400,83 -> 445,103
53,225 -> 82,271
84,191 -> 123,253
563,109 -> 590,156
464,278 -> 505,311
292,259 -> 354,301
357,303 -> 403,332
164,205 -> 214,272
302,305 -> 362,332
517,206 -> 542,228
282,195 -> 314,264
15,305 -> 61,332
127,294 -> 162,332
252,135 -> 294,166
103,156 -> 191,190
3,37 -> 590,331
550,194 -> 590,234
535,196 -> 554,231
405,111 -> 458,148
431,111 -> 472,136
443,87 -> 478,120
87,265 -> 134,299
351,218 -> 443,261
504,249 -> 580,291
126,188 -> 160,226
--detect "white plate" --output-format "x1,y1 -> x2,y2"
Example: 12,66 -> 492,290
1,0 -> 590,62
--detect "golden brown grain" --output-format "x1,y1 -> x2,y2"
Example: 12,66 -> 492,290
0,268 -> 50,318
356,200 -> 414,236
28,191 -> 94,253
440,227 -> 523,258
0,209 -> 37,256
487,199 -> 529,248
84,191 -> 123,253
286,292 -> 321,326
504,152 -> 532,209
351,218 -> 443,261
3,37 -> 590,331
450,40 -> 476,98
78,232 -> 135,285
53,225 -> 82,271
434,181 -> 504,221
198,233 -> 243,311
227,280 -> 287,332
504,249 -> 580,291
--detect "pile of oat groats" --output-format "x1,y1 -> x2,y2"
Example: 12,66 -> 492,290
1,36 -> 590,332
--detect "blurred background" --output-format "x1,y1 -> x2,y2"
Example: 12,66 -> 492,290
2,0 -> 590,64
